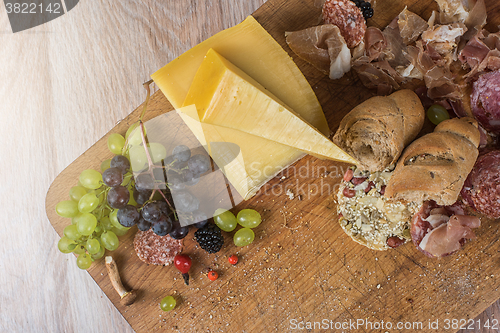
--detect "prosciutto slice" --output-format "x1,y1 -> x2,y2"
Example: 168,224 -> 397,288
405,41 -> 462,101
398,7 -> 429,45
418,215 -> 478,257
459,29 -> 500,81
285,24 -> 351,80
411,201 -> 480,258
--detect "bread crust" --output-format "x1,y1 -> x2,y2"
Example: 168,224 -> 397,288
385,117 -> 480,206
332,89 -> 425,172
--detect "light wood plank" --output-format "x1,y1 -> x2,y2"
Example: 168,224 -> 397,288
0,1 -> 264,332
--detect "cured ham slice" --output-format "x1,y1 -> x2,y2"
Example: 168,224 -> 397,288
418,216 -> 477,257
398,7 -> 429,45
411,201 -> 480,258
459,30 -> 500,81
285,25 -> 351,80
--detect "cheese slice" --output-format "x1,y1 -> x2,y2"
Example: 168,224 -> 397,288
183,49 -> 357,164
151,15 -> 330,136
176,105 -> 305,200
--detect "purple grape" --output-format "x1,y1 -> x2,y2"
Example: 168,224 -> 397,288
172,190 -> 199,213
133,189 -> 151,206
135,173 -> 155,192
137,216 -> 152,231
181,169 -> 199,186
152,214 -> 173,236
102,167 -> 123,187
169,219 -> 190,239
157,201 -> 169,216
110,155 -> 130,174
141,201 -> 161,223
107,186 -> 130,209
172,145 -> 191,163
165,155 -> 188,170
187,154 -> 210,176
117,205 -> 140,227
166,172 -> 185,191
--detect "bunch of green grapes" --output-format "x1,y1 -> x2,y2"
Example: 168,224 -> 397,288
214,208 -> 261,247
56,131 -> 136,270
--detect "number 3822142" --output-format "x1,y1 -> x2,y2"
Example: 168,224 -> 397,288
5,2 -> 61,14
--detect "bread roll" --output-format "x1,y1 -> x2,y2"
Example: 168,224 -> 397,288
385,117 -> 480,206
332,89 -> 425,172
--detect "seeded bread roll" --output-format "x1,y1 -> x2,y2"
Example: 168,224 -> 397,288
332,89 -> 425,172
385,117 -> 480,206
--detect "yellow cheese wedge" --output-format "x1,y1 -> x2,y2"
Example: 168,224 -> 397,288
151,15 -> 330,136
184,49 -> 357,165
176,105 -> 305,200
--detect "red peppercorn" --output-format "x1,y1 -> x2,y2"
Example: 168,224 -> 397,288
174,254 -> 192,285
228,255 -> 238,265
207,271 -> 218,281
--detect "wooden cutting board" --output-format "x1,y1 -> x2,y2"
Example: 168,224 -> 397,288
45,0 -> 500,332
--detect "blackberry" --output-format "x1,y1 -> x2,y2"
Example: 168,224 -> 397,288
350,0 -> 373,20
194,223 -> 224,253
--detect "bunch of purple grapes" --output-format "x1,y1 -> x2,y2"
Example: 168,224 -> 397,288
117,145 -> 212,239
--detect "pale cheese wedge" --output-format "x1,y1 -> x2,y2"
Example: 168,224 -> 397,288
183,49 -> 357,165
177,105 -> 305,200
151,15 -> 330,136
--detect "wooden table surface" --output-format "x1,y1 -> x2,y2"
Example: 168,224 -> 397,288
1,0 -> 499,332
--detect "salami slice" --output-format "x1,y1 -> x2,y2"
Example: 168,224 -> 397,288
471,70 -> 500,134
461,150 -> 500,218
134,230 -> 183,266
322,0 -> 366,48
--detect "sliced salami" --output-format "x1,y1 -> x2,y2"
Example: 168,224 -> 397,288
322,0 -> 366,48
134,230 -> 183,266
471,70 -> 500,134
461,149 -> 500,218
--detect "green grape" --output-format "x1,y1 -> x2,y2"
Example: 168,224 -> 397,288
73,243 -> 86,254
233,228 -> 255,247
101,231 -> 119,251
427,104 -> 450,125
213,208 -> 237,232
91,241 -> 105,260
94,225 -> 102,234
108,133 -> 125,155
122,173 -> 133,186
58,237 -> 75,254
127,187 -> 138,206
63,224 -> 81,241
111,227 -> 129,236
101,159 -> 111,172
79,169 -> 103,190
78,192 -> 99,213
236,209 -> 262,228
88,189 -> 104,205
125,122 -> 139,139
76,213 -> 97,236
55,200 -> 79,218
148,143 -> 167,164
129,146 -> 148,171
127,124 -> 147,147
100,216 -> 113,230
69,186 -> 88,202
86,238 -> 101,255
160,296 -> 176,311
76,253 -> 93,270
